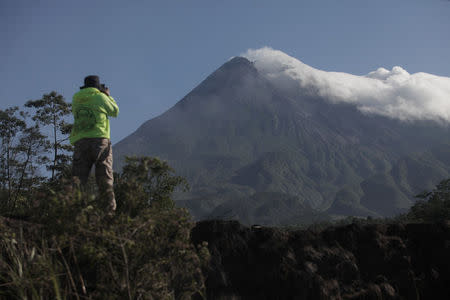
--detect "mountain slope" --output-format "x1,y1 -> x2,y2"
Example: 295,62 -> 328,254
114,55 -> 450,223
329,143 -> 450,217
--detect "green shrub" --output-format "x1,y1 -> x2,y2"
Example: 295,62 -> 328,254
0,156 -> 209,299
403,178 -> 450,223
115,156 -> 189,216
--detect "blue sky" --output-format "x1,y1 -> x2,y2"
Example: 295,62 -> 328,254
1,0 -> 450,143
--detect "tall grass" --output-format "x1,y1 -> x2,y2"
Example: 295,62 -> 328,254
0,157 -> 209,299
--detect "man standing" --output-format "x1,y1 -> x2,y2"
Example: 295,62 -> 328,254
70,75 -> 119,212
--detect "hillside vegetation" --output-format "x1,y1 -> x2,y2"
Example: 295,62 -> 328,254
0,156 -> 209,299
1,92 -> 449,299
0,94 -> 208,299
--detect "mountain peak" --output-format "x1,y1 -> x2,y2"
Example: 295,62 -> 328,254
219,56 -> 257,76
182,56 -> 259,100
226,56 -> 253,67
114,48 -> 450,223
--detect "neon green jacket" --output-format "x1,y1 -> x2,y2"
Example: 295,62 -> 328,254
70,87 -> 119,145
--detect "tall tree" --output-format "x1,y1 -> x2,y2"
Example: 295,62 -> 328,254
0,107 -> 26,203
12,124 -> 49,203
0,108 -> 48,210
25,91 -> 72,180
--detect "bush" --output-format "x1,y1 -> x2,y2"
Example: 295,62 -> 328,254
403,178 -> 450,223
115,156 -> 189,216
0,156 -> 209,299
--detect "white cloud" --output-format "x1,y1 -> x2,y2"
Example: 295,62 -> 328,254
241,47 -> 450,124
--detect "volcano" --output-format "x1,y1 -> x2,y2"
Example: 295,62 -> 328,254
114,50 -> 450,225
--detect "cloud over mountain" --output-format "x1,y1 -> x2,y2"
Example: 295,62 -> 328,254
242,47 -> 450,124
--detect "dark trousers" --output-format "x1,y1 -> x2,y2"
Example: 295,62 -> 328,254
72,138 -> 116,211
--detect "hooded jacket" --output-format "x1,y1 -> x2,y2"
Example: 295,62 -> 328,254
70,87 -> 119,145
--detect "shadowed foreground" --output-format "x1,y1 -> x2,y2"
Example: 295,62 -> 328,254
192,220 -> 450,300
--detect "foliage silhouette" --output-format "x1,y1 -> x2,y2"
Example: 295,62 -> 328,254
405,178 -> 450,222
115,156 -> 189,216
0,107 -> 48,211
25,91 -> 72,181
1,155 -> 208,299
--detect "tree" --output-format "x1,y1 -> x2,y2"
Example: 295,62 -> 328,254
25,91 -> 72,180
0,108 -> 48,210
115,156 -> 189,216
0,107 -> 26,204
406,178 -> 450,222
13,124 -> 49,201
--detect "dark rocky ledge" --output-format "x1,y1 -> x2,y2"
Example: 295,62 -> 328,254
191,220 -> 450,299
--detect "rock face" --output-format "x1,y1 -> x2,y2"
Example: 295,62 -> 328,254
191,220 -> 450,299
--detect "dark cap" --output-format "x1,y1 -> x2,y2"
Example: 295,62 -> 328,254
80,75 -> 101,89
